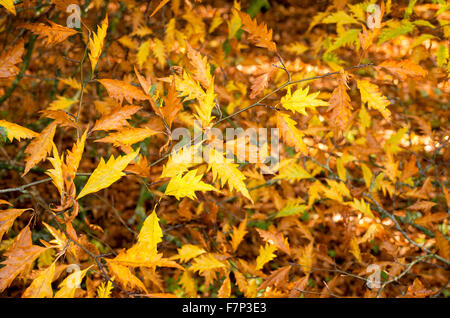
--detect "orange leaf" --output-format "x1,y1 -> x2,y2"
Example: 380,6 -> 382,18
379,59 -> 427,80
92,105 -> 142,131
23,122 -> 57,176
0,40 -> 24,78
0,226 -> 46,292
237,10 -> 277,52
98,79 -> 149,104
435,231 -> 450,260
256,228 -> 290,255
21,21 -> 78,46
327,71 -> 353,131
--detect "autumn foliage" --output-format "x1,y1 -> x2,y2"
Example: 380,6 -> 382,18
0,0 -> 449,298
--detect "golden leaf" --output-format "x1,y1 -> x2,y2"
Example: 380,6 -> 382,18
88,15 -> 108,72
255,243 -> 277,270
76,149 -> 139,199
0,0 -> 15,15
23,122 -> 57,176
164,169 -> 218,200
357,80 -> 391,120
95,127 -> 158,147
206,148 -> 253,202
54,266 -> 92,298
22,261 -> 56,298
276,113 -> 307,154
0,120 -> 38,142
231,216 -> 248,252
171,244 -> 206,263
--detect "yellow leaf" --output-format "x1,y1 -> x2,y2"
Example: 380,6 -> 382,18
137,40 -> 151,68
0,120 -> 38,142
59,77 -> 81,90
0,0 -> 16,15
45,143 -> 64,197
281,86 -> 328,116
171,244 -> 206,263
276,113 -> 308,154
160,145 -> 201,179
190,254 -> 227,275
54,266 -> 91,298
63,129 -> 87,184
227,2 -> 242,39
277,159 -> 312,182
175,71 -> 206,101
349,237 -> 362,264
357,80 -> 391,120
231,216 -> 247,252
206,148 -> 253,202
164,169 -> 218,200
88,15 -> 108,72
97,280 -> 114,298
256,243 -> 277,270
179,270 -> 197,298
137,210 -> 163,254
22,261 -> 56,298
361,163 -> 373,189
336,157 -> 347,181
47,95 -> 78,111
194,83 -> 216,128
152,38 -> 166,69
106,261 -> 148,293
349,198 -> 375,218
95,127 -> 158,147
76,149 -> 139,199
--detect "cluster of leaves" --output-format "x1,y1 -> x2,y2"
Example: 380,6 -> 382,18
0,0 -> 449,298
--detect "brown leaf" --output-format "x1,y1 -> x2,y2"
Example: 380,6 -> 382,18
0,40 -> 24,78
256,228 -> 290,255
259,265 -> 291,290
327,71 -> 353,131
435,231 -> 450,260
0,226 -> 46,292
414,212 -> 448,227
